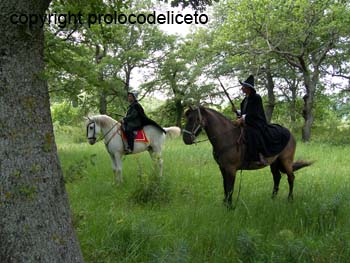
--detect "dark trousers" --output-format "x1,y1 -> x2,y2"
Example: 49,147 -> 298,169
123,124 -> 140,151
243,126 -> 265,162
124,129 -> 134,150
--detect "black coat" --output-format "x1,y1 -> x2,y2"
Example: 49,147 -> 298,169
241,92 -> 267,130
124,101 -> 166,133
241,92 -> 290,161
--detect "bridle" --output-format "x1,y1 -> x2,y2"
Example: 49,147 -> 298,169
183,107 -> 243,145
86,120 -> 119,147
87,121 -> 97,141
182,107 -> 206,144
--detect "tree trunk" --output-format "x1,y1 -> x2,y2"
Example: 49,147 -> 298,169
289,84 -> 298,132
124,63 -> 132,93
301,72 -> 317,142
99,91 -> 108,114
175,99 -> 184,128
0,1 -> 84,262
264,64 -> 275,123
302,93 -> 314,141
96,45 -> 107,114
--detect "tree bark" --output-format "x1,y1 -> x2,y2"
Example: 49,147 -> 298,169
0,1 -> 84,262
289,84 -> 297,125
95,45 -> 107,114
174,99 -> 184,128
264,64 -> 275,123
301,71 -> 317,142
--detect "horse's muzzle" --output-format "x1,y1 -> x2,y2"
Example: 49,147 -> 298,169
182,134 -> 195,145
88,138 -> 96,145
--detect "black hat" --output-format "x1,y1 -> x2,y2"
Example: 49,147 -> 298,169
239,75 -> 255,91
127,90 -> 138,100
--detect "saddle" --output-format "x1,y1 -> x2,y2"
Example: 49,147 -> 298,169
121,129 -> 149,143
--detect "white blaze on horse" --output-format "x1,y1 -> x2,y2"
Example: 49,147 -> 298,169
85,115 -> 181,184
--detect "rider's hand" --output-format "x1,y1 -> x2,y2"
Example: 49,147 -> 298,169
234,118 -> 244,126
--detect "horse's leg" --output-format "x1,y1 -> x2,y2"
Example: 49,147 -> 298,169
280,159 -> 295,200
286,167 -> 295,201
113,153 -> 123,184
149,150 -> 163,177
270,161 -> 282,198
280,136 -> 296,200
220,165 -> 236,207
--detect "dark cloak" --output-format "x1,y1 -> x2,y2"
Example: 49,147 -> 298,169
241,92 -> 290,161
124,101 -> 166,134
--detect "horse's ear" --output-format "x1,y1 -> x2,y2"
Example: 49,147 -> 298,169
83,116 -> 91,121
186,98 -> 197,110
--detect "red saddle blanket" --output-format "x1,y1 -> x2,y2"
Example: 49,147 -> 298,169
121,129 -> 149,143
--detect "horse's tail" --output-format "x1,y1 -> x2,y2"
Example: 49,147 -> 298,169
278,160 -> 313,173
163,126 -> 181,139
292,160 -> 314,172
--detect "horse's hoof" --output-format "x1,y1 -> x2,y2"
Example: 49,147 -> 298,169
114,178 -> 123,186
222,200 -> 233,210
271,192 -> 278,199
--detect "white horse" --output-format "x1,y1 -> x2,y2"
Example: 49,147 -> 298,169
85,115 -> 181,183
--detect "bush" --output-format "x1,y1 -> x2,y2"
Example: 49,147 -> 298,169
54,124 -> 86,144
51,101 -> 82,126
129,175 -> 172,205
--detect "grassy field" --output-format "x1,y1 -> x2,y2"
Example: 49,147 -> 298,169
56,127 -> 350,263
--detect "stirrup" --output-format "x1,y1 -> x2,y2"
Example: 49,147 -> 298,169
259,153 -> 268,166
124,147 -> 133,154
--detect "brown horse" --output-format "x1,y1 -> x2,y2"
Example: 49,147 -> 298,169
183,106 -> 312,207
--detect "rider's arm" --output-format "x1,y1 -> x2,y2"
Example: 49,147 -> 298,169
123,107 -> 139,122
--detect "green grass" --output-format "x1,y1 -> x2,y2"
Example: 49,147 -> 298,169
56,129 -> 350,263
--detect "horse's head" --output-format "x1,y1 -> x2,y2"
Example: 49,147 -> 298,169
85,117 -> 101,145
182,106 -> 204,145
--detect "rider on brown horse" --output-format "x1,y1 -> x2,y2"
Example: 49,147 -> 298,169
235,75 -> 290,166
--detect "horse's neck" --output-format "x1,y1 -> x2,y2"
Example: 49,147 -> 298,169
98,118 -> 119,136
204,112 -> 240,143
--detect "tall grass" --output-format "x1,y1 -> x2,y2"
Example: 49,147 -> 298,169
56,128 -> 350,263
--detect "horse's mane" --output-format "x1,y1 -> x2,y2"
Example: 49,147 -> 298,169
91,115 -> 119,129
201,107 -> 237,126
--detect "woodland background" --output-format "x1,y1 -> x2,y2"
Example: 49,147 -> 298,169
47,0 -> 350,142
1,0 -> 350,262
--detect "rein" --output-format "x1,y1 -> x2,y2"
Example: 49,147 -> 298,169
87,121 -> 119,147
183,107 -> 242,146
182,107 -> 203,143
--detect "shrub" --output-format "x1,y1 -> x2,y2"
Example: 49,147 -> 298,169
51,101 -> 82,126
129,175 -> 172,205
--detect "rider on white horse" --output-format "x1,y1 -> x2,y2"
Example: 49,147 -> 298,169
121,90 -> 165,153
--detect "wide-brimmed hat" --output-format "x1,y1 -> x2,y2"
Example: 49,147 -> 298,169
127,90 -> 138,100
239,75 -> 255,91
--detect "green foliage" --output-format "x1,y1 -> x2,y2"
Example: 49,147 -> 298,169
129,175 -> 172,205
63,158 -> 89,183
54,122 -> 86,144
46,0 -> 173,115
51,102 -> 82,126
149,100 -> 179,126
212,0 -> 350,140
46,0 -> 350,142
169,0 -> 218,11
310,126 -> 350,146
269,97 -> 305,130
236,229 -> 262,262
